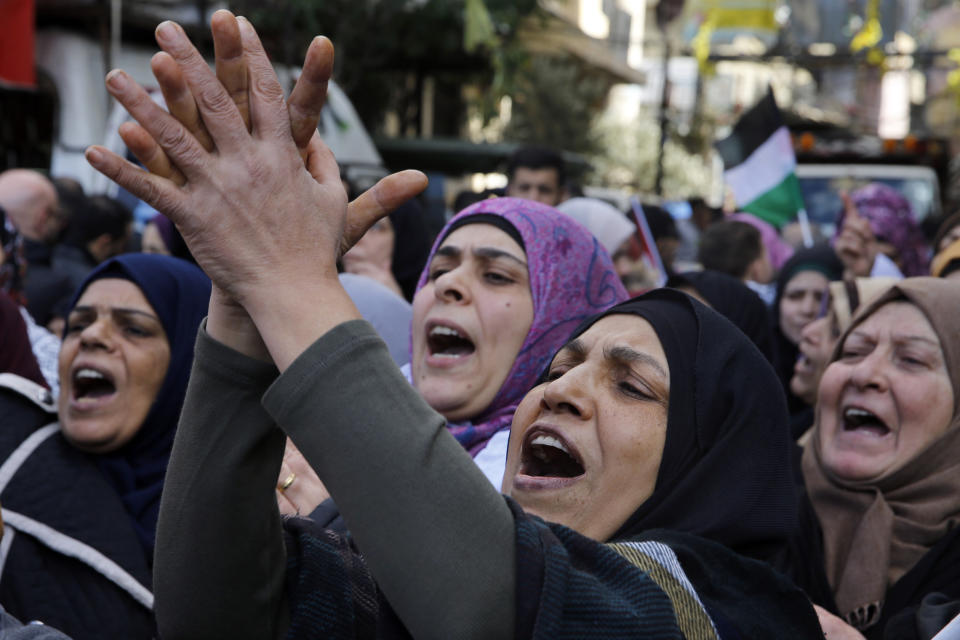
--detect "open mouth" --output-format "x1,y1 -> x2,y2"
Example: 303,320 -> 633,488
520,431 -> 585,479
427,324 -> 475,358
842,406 -> 890,437
72,367 -> 117,400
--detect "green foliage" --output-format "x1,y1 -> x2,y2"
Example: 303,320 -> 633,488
589,108 -> 715,199
233,0 -> 537,131
501,53 -> 612,156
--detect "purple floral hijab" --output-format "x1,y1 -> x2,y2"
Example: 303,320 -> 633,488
414,197 -> 629,455
835,183 -> 929,277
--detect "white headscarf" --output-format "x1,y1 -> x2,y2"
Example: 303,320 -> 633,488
557,197 -> 636,255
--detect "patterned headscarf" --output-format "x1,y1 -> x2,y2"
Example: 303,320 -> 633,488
415,198 -> 628,455
835,183 -> 929,277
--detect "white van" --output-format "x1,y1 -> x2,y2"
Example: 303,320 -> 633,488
34,28 -> 385,207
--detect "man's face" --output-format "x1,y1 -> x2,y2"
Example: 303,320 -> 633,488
506,167 -> 562,206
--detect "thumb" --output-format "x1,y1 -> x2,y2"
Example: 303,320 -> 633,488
341,170 -> 428,254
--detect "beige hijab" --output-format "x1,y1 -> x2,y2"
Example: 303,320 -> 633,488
802,278 -> 960,629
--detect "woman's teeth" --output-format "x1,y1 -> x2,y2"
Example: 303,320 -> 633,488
73,368 -> 116,399
523,434 -> 584,478
530,434 -> 570,456
427,325 -> 475,357
842,407 -> 890,435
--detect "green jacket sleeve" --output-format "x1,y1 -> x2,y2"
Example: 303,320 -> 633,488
263,319 -> 516,640
154,322 -> 290,640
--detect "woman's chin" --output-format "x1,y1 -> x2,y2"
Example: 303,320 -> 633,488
821,449 -> 890,482
418,385 -> 492,423
59,414 -> 139,454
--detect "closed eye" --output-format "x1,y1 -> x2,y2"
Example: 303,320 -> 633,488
546,367 -> 568,381
484,271 -> 514,285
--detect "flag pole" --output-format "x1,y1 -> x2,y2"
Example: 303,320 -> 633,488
797,208 -> 814,248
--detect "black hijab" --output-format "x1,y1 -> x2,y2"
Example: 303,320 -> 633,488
668,270 -> 776,366
389,198 -> 433,301
772,245 -> 843,416
555,289 -> 799,560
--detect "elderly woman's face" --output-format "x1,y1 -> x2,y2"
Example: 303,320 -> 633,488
502,314 -> 669,541
817,301 -> 954,481
780,271 -> 829,344
411,224 -> 534,422
58,279 -> 171,453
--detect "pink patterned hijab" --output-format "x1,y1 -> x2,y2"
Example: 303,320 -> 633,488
415,198 -> 629,454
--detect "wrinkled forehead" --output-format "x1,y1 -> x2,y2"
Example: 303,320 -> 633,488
836,292 -> 959,405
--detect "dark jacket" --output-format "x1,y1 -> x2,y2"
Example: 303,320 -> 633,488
0,375 -> 154,640
783,493 -> 960,640
50,245 -> 98,295
21,239 -> 73,326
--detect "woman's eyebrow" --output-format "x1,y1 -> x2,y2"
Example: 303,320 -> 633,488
114,308 -> 161,322
472,247 -> 527,268
434,245 -> 527,269
604,345 -> 668,381
72,305 -> 159,322
434,245 -> 461,259
892,334 -> 941,348
557,338 -> 587,359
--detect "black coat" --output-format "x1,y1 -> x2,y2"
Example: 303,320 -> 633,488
0,375 -> 154,640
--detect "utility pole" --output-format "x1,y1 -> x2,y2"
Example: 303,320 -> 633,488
654,31 -> 670,196
653,0 -> 684,196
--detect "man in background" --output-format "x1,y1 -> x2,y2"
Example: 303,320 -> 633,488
504,146 -> 566,207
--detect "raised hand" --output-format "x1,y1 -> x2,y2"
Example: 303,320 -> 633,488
87,18 -> 344,302
87,14 -> 427,368
835,192 -> 878,278
114,11 -> 426,259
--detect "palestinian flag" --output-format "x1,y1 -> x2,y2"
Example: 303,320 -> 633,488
716,88 -> 804,228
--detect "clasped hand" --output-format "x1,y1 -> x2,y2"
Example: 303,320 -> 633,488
86,12 -> 427,324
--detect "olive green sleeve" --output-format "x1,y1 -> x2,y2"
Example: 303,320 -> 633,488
262,319 -> 516,640
153,322 -> 290,640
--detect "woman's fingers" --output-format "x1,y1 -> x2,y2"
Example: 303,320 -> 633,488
85,145 -> 185,217
287,36 -> 335,149
212,10 -> 251,131
277,440 -> 331,516
341,170 -> 429,253
154,20 -> 248,150
277,490 -> 299,516
118,121 -> 187,186
105,69 -> 208,177
151,52 -> 214,152
236,17 -> 292,141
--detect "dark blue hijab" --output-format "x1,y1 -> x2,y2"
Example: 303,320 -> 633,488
67,254 -> 211,557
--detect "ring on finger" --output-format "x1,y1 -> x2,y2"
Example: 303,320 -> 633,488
279,472 -> 296,491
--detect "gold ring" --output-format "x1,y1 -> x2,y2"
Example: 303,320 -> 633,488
279,472 -> 296,491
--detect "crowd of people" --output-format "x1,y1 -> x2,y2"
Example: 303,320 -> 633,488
1,10 -> 959,640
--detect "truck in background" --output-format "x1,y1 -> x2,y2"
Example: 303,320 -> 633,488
791,127 -> 950,239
